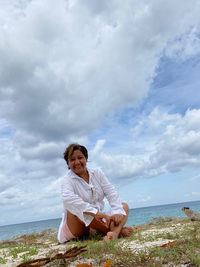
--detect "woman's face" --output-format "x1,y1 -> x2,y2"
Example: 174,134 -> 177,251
68,149 -> 87,176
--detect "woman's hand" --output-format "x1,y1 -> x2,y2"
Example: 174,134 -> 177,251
111,214 -> 124,226
94,212 -> 110,228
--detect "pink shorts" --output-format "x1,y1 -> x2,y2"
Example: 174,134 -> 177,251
58,213 -> 75,243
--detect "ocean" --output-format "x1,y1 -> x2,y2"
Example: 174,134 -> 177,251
0,200 -> 200,241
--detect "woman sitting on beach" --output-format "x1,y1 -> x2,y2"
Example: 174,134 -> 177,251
58,143 -> 133,243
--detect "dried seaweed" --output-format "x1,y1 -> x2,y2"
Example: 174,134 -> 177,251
16,245 -> 87,267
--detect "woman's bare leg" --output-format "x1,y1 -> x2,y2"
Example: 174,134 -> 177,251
67,211 -> 110,238
89,216 -> 109,234
104,202 -> 129,242
67,203 -> 130,241
67,211 -> 87,237
119,226 -> 134,237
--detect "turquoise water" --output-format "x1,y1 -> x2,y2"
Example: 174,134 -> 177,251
0,200 -> 199,241
126,200 -> 200,226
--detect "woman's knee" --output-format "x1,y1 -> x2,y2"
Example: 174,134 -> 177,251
89,216 -> 109,234
67,211 -> 86,237
122,202 -> 129,214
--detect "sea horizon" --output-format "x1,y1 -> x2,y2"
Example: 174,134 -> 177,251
1,199 -> 200,228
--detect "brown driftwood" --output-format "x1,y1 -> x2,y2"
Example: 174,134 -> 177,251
16,245 -> 87,267
182,207 -> 200,221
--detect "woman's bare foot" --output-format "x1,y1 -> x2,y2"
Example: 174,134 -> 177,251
103,231 -> 119,242
119,226 -> 134,238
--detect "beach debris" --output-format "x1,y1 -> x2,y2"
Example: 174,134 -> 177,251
161,240 -> 177,247
182,207 -> 200,221
102,259 -> 111,267
16,245 -> 87,267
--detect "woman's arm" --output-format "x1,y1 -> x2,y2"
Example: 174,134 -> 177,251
96,169 -> 126,216
110,214 -> 125,225
84,211 -> 110,227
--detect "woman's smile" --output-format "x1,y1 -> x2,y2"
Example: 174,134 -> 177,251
68,150 -> 87,176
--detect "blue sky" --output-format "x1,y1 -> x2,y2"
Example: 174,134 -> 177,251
0,0 -> 200,226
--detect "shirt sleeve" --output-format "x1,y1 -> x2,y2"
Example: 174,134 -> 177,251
61,177 -> 98,226
96,169 -> 126,216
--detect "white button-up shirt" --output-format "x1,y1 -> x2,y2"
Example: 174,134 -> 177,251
61,168 -> 126,226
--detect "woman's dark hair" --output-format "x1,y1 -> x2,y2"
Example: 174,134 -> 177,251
64,143 -> 88,166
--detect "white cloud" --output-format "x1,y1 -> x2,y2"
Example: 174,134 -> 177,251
44,176 -> 63,197
0,174 -> 12,194
91,108 -> 200,182
0,0 -> 200,225
165,26 -> 200,60
19,141 -> 65,161
1,0 -> 200,145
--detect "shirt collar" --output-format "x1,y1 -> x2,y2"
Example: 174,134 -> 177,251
69,168 -> 95,185
69,168 -> 92,179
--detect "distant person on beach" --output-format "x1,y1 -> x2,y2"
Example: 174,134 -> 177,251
58,143 -> 133,243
